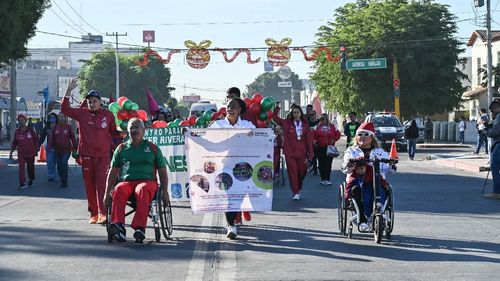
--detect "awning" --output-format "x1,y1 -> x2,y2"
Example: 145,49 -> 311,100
463,87 -> 486,98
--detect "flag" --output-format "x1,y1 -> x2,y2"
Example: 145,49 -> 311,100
146,87 -> 160,115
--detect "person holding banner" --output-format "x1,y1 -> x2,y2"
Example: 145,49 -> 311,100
210,97 -> 255,239
273,103 -> 313,200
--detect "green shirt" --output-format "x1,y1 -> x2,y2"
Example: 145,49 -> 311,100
111,140 -> 166,181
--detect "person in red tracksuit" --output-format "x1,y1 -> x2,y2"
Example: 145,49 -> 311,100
51,112 -> 77,188
62,78 -> 117,224
10,114 -> 39,189
313,113 -> 341,186
273,103 -> 313,200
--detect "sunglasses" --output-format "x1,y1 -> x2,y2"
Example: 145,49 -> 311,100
357,132 -> 372,137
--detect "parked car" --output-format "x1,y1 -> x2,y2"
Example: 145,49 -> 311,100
403,116 -> 425,143
364,112 -> 407,152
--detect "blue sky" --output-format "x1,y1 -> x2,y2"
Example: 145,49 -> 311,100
28,0 -> 500,102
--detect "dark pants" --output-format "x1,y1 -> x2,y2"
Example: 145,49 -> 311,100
311,147 -> 319,173
491,144 -> 500,193
317,146 -> 333,181
407,138 -> 417,159
225,212 -> 237,226
56,151 -> 71,185
475,134 -> 488,153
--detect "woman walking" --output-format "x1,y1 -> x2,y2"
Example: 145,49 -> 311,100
51,112 -> 77,187
273,103 -> 313,200
405,120 -> 419,160
10,114 -> 39,189
40,112 -> 58,182
313,113 -> 341,185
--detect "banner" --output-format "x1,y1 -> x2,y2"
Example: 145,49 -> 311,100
185,128 -> 274,214
144,127 -> 192,201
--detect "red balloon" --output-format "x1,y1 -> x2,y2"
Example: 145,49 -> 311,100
127,110 -> 138,119
252,93 -> 264,104
117,96 -> 128,106
266,110 -> 273,120
117,109 -> 128,120
187,115 -> 197,125
211,112 -> 220,121
256,119 -> 267,128
180,120 -> 190,127
152,120 -> 167,128
249,103 -> 261,115
136,110 -> 148,121
243,98 -> 253,107
218,107 -> 227,116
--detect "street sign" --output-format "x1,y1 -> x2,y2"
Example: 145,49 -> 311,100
143,30 -> 155,43
278,81 -> 292,88
182,95 -> 201,103
277,66 -> 292,79
346,58 -> 387,70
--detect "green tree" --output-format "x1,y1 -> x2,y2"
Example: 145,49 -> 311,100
79,49 -> 172,111
311,0 -> 467,118
480,64 -> 500,95
166,97 -> 178,110
175,103 -> 190,118
0,0 -> 50,66
246,71 -> 302,103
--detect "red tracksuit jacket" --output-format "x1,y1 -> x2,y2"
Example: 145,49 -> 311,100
12,127 -> 39,158
61,97 -> 117,158
272,107 -> 313,159
313,124 -> 341,148
51,123 -> 77,154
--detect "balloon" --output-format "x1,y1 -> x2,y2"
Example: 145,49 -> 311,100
202,110 -> 213,121
260,96 -> 275,111
266,110 -> 273,120
117,96 -> 128,106
259,111 -> 268,121
152,120 -> 167,128
117,109 -> 128,120
119,119 -> 129,131
168,121 -> 179,128
252,93 -> 264,104
211,112 -> 220,121
243,98 -> 253,107
114,116 -> 122,125
187,115 -> 197,125
71,151 -> 79,159
173,118 -> 183,125
180,120 -> 190,127
218,107 -> 226,116
127,110 -> 138,119
108,102 -> 122,114
249,103 -> 261,115
256,119 -> 267,128
130,102 -> 139,110
136,110 -> 148,121
144,120 -> 152,127
196,117 -> 206,126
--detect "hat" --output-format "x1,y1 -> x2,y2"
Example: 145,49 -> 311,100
48,116 -> 57,123
17,114 -> 27,121
85,90 -> 101,100
356,122 -> 376,136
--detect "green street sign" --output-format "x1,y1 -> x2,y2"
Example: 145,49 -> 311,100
346,58 -> 387,70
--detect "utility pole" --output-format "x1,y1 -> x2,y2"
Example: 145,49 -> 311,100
9,60 -> 17,142
106,32 -> 127,100
392,56 -> 401,119
486,0 -> 494,105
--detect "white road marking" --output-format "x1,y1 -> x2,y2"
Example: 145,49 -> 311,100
185,213 -> 214,281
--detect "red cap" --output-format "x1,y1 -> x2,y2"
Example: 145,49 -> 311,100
17,114 -> 27,121
356,122 -> 375,136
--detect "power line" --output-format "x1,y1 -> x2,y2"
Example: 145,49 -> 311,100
49,9 -> 82,34
62,0 -> 104,35
51,0 -> 85,34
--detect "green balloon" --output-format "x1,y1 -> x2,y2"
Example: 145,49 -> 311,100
130,102 -> 139,110
202,110 -> 213,121
109,102 -> 122,114
196,117 -> 206,126
115,116 -> 122,125
71,151 -> 79,159
173,118 -> 182,124
259,110 -> 268,121
122,100 -> 133,110
168,121 -> 179,128
260,96 -> 275,111
119,119 -> 129,131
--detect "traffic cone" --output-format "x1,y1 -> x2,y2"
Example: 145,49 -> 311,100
389,138 -> 398,159
38,145 -> 46,162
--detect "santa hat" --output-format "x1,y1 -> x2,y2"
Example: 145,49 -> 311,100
356,122 -> 375,136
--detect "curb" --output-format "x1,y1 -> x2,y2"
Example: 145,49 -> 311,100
433,158 -> 482,173
417,144 -> 472,149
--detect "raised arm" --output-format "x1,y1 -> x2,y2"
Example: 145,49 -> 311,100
61,78 -> 82,120
272,103 -> 285,126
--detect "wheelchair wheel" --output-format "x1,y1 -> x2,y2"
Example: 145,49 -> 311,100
374,215 -> 383,244
106,203 -> 113,243
154,227 -> 161,242
337,183 -> 347,236
385,186 -> 395,239
159,193 -> 173,239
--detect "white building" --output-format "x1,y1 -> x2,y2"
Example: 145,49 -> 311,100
462,30 -> 500,120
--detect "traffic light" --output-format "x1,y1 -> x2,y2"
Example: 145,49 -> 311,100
340,45 -> 347,71
474,0 -> 484,7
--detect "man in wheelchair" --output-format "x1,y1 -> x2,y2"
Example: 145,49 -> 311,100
104,118 -> 169,243
341,122 -> 396,232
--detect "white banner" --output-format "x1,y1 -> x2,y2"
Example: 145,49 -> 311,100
185,128 -> 274,214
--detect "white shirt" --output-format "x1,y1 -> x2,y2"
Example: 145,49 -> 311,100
209,116 -> 256,129
459,120 -> 466,132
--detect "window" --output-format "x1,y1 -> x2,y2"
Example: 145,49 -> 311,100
477,57 -> 482,86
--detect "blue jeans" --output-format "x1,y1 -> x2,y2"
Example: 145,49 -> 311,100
46,148 -> 58,180
475,134 -> 489,153
56,152 -> 71,185
459,131 -> 465,143
491,144 -> 500,193
349,179 -> 387,222
407,138 -> 417,159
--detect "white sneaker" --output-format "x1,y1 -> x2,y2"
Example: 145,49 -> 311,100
226,226 -> 237,239
359,223 -> 369,232
292,194 -> 300,200
324,180 -> 332,186
320,180 -> 326,185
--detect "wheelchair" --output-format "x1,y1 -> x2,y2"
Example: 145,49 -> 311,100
337,181 -> 394,243
106,185 -> 173,243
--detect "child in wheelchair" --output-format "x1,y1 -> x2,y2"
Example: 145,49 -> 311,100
341,122 -> 396,232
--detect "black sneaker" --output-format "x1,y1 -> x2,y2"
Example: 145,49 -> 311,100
28,181 -> 34,188
48,178 -> 56,182
109,223 -> 126,242
133,228 -> 146,243
61,182 -> 67,188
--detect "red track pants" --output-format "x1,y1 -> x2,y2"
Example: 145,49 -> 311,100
18,156 -> 35,185
81,156 -> 109,216
111,180 -> 157,230
285,154 -> 307,195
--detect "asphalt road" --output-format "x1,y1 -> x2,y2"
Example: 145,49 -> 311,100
0,144 -> 499,281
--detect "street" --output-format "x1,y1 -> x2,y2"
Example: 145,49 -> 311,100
0,146 -> 499,281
